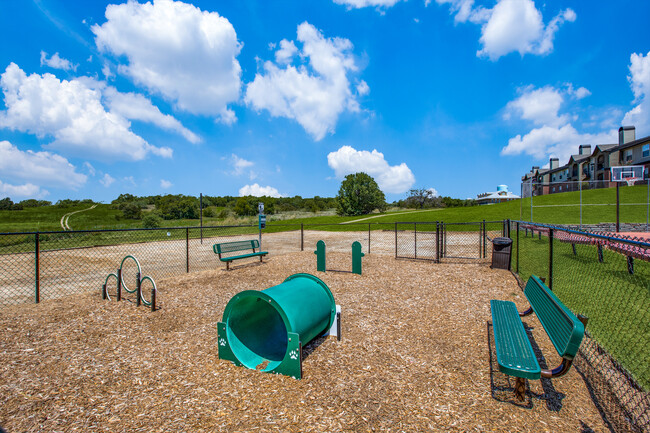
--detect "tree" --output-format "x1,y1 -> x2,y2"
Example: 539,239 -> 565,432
0,197 -> 14,210
336,172 -> 387,216
405,188 -> 442,209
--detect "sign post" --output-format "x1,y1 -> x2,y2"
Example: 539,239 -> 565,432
258,202 -> 265,249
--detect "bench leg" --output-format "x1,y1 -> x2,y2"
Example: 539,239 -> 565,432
260,256 -> 263,263
226,261 -> 230,271
571,243 -> 577,256
514,377 -> 526,401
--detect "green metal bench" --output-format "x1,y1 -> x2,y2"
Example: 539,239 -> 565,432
490,275 -> 588,401
213,240 -> 268,270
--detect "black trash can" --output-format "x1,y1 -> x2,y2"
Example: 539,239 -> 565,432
491,237 -> 512,270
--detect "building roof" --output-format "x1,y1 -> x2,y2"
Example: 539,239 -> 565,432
569,153 -> 590,164
615,134 -> 650,152
476,191 -> 520,201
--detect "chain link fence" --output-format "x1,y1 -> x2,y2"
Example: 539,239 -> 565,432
512,221 -> 650,432
3,219 -> 647,430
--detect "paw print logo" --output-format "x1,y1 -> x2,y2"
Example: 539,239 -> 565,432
289,350 -> 299,360
219,338 -> 227,347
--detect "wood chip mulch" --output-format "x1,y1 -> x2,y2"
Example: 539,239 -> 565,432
0,252 -> 609,432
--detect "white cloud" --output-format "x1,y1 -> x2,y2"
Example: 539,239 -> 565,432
0,140 -> 87,189
566,83 -> 591,100
40,51 -> 77,72
239,183 -> 285,198
504,86 -> 568,127
245,22 -> 366,141
427,187 -> 439,197
0,181 -> 48,199
160,179 -> 172,189
275,40 -> 298,64
501,84 -> 616,162
327,145 -> 415,194
83,161 -> 96,176
623,51 -> 650,134
0,63 -> 172,161
103,87 -> 200,143
229,154 -> 254,176
333,0 -> 403,9
501,124 -> 614,162
436,0 -> 575,60
92,0 -> 242,123
435,0 -> 489,24
100,173 -> 115,187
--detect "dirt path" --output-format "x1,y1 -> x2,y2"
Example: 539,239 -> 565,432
340,208 -> 442,224
60,204 -> 97,230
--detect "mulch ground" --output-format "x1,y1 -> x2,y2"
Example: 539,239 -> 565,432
0,252 -> 608,432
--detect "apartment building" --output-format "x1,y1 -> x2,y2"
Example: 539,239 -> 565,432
521,126 -> 650,196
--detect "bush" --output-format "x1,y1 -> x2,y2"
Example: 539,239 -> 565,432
142,213 -> 162,228
120,202 -> 142,219
202,207 -> 215,218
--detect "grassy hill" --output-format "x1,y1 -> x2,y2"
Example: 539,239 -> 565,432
1,184 -> 648,234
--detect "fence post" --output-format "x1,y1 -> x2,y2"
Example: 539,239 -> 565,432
186,228 -> 189,273
34,232 -> 40,304
301,223 -> 304,252
483,220 -> 487,258
394,222 -> 397,258
516,222 -> 519,274
436,222 -> 440,262
506,219 -> 511,238
548,228 -> 554,290
414,222 -> 417,260
368,223 -> 371,255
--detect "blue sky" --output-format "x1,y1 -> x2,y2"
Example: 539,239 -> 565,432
0,0 -> 648,203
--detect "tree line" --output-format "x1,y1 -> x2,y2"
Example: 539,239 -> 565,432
0,173 -> 476,222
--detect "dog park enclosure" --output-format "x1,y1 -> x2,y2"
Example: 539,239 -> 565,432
0,220 -> 648,432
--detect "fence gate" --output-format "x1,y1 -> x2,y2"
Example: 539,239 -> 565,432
441,222 -> 487,260
395,222 -> 439,261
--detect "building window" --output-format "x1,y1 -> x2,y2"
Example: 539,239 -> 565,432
644,144 -> 649,158
626,149 -> 633,163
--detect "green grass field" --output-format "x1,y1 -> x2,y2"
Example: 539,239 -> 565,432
2,184 -> 649,234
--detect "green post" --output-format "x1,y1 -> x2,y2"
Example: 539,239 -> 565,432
352,241 -> 364,275
314,240 -> 326,272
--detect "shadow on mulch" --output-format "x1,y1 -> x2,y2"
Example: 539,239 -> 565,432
486,321 -> 566,411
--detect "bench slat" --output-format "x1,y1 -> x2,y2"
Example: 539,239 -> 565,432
524,276 -> 585,360
491,300 -> 541,380
220,251 -> 267,262
214,240 -> 260,255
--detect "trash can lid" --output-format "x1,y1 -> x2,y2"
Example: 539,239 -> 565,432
492,237 -> 512,245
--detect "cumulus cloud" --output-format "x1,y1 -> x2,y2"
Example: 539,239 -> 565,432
0,63 -> 172,161
501,84 -> 615,162
427,187 -> 439,197
436,0 -> 575,60
239,183 -> 285,198
327,145 -> 415,194
245,22 -> 367,141
103,87 -> 200,143
0,140 -> 87,189
333,0 -> 403,9
623,51 -> 650,134
0,181 -> 48,198
92,0 -> 242,123
504,86 -> 568,127
160,179 -> 173,189
228,154 -> 254,177
502,124 -> 615,161
100,173 -> 115,187
40,51 -> 77,72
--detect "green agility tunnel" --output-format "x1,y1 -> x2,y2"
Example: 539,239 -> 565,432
217,273 -> 337,379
